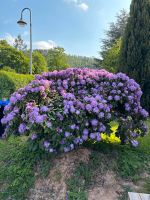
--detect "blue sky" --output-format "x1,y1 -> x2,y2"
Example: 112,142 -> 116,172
0,0 -> 131,57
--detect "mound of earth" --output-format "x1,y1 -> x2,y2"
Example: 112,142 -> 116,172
27,148 -> 146,200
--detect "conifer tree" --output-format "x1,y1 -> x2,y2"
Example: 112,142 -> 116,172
120,0 -> 150,112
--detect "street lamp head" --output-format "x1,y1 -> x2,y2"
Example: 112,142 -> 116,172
17,18 -> 27,27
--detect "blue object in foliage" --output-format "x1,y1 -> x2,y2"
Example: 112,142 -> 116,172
0,100 -> 10,107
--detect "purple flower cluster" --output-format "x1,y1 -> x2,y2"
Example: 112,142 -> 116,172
1,68 -> 148,151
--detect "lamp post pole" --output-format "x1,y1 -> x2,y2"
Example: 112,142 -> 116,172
17,8 -> 32,74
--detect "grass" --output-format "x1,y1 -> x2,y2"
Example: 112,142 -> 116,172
67,120 -> 150,199
0,136 -> 52,200
0,120 -> 149,200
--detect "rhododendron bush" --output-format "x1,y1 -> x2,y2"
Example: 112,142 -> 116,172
1,68 -> 149,153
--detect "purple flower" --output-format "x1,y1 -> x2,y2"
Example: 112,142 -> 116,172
70,106 -> 76,113
82,135 -> 88,141
114,95 -> 120,101
31,133 -> 37,140
96,133 -> 101,141
44,141 -> 50,148
91,100 -> 98,107
61,139 -> 65,145
130,140 -> 139,147
140,109 -> 149,118
130,132 -> 137,138
70,144 -> 74,150
118,82 -> 123,87
49,148 -> 54,153
86,104 -> 92,112
65,131 -> 71,137
106,113 -> 111,119
93,107 -> 99,113
18,123 -> 26,134
46,121 -> 52,128
35,115 -> 45,124
16,93 -> 22,100
71,81 -> 76,86
39,86 -> 45,92
10,96 -> 17,104
83,128 -> 89,135
70,124 -> 76,130
76,110 -> 80,115
90,133 -> 96,139
91,119 -> 98,127
64,147 -> 70,153
108,96 -> 113,101
74,137 -> 80,144
98,103 -> 104,110
98,112 -> 104,118
40,106 -> 49,112
125,103 -> 131,111
79,138 -> 83,144
99,125 -> 106,132
67,101 -> 73,106
56,127 -> 62,133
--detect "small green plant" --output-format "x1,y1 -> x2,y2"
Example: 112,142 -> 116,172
0,136 -> 53,200
117,148 -> 147,179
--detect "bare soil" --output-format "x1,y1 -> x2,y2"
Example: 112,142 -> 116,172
28,148 -> 145,200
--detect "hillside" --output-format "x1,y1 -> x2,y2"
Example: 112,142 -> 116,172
0,120 -> 150,200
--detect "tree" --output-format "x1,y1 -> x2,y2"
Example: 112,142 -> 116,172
46,47 -> 69,71
93,58 -> 102,69
101,9 -> 128,56
67,55 -> 95,68
32,51 -> 47,74
120,0 -> 150,112
0,41 -> 29,73
0,40 -> 9,47
13,35 -> 27,51
94,9 -> 128,69
102,38 -> 122,72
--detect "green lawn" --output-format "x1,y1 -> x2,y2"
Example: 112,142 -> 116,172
138,120 -> 150,154
0,120 -> 150,200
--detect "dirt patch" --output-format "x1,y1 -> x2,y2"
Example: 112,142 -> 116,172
88,171 -> 123,200
28,148 -> 91,200
28,148 -> 148,200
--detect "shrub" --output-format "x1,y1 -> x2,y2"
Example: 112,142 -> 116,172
1,68 -> 149,153
0,71 -> 34,99
1,66 -> 16,73
0,43 -> 29,74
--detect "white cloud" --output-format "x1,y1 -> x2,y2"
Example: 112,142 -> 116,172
64,0 -> 89,11
33,40 -> 56,50
77,3 -> 88,11
0,33 -> 15,45
0,33 -> 56,50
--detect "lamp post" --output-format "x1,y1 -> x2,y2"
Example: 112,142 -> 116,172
17,8 -> 32,74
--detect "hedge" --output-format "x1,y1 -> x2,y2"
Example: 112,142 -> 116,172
0,71 -> 34,99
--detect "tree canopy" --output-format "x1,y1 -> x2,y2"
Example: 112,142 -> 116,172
46,47 -> 69,71
102,38 -> 122,72
0,40 -> 29,74
13,35 -> 27,51
32,51 -> 47,74
120,0 -> 150,112
67,55 -> 95,68
101,9 -> 128,54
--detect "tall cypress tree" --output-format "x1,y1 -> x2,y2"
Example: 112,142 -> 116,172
120,0 -> 150,112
